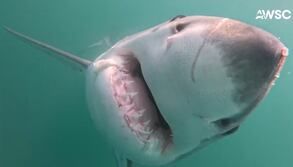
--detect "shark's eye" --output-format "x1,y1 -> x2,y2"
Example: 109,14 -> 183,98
170,15 -> 186,22
174,23 -> 187,33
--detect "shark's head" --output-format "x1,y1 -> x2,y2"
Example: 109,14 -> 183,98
141,15 -> 288,132
87,16 -> 288,166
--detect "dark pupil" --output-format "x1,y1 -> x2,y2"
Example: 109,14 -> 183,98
170,15 -> 186,22
176,24 -> 186,32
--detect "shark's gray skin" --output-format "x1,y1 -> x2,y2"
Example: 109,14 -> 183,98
5,15 -> 288,167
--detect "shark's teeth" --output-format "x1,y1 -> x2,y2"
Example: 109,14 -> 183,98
144,126 -> 152,133
136,109 -> 146,115
133,123 -> 153,135
121,103 -> 136,111
124,80 -> 135,84
109,58 -> 172,146
142,120 -> 151,127
130,109 -> 145,119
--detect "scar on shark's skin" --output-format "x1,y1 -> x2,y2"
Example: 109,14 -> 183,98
191,18 -> 228,82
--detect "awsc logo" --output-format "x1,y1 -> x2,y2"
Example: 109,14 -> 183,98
256,10 -> 292,20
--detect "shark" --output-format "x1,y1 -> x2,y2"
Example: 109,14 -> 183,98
4,15 -> 288,167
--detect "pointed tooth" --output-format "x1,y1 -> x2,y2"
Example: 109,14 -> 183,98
144,126 -> 151,132
131,111 -> 143,119
121,103 -> 135,112
143,120 -> 151,127
130,109 -> 145,118
137,109 -> 146,115
127,92 -> 138,98
125,80 -> 135,84
134,124 -> 153,135
140,128 -> 153,135
143,125 -> 154,134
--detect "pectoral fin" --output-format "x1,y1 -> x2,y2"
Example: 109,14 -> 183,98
3,26 -> 92,69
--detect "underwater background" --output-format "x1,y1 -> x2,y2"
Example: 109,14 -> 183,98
0,0 -> 293,167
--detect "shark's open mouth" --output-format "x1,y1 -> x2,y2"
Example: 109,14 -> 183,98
109,55 -> 172,152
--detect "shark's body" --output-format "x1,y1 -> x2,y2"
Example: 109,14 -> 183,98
5,16 -> 288,167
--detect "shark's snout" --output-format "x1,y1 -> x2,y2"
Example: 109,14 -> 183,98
208,19 -> 288,121
269,47 -> 288,85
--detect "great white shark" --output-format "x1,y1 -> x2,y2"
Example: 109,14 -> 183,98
4,15 -> 288,167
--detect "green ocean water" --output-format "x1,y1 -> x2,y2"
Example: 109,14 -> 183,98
0,0 -> 293,167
